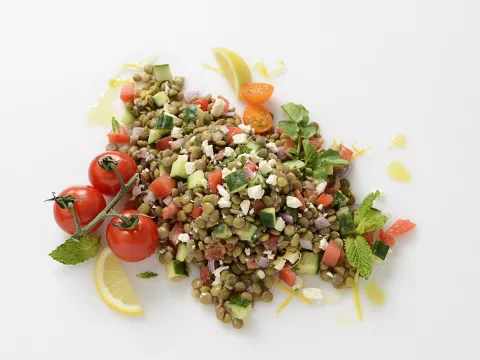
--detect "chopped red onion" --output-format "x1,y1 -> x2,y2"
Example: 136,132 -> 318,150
145,154 -> 155,162
207,259 -> 216,273
184,91 -> 201,103
130,180 -> 143,200
315,217 -> 331,230
163,195 -> 173,205
137,149 -> 149,159
336,166 -> 351,180
143,191 -> 157,203
257,256 -> 269,268
222,111 -> 237,117
243,167 -> 254,179
279,213 -> 294,224
130,127 -> 144,141
350,204 -> 360,211
169,138 -> 186,150
277,146 -> 287,161
300,239 -> 313,250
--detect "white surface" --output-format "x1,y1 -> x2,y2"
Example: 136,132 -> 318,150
1,0 -> 479,359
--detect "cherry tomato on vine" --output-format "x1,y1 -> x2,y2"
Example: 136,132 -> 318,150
53,185 -> 107,235
243,105 -> 273,134
88,151 -> 137,196
106,210 -> 158,262
240,83 -> 274,105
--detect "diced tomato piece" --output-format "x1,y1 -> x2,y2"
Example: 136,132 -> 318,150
326,177 -> 341,194
162,202 -> 180,221
227,127 -> 243,144
214,149 -> 225,161
322,242 -> 341,267
200,265 -> 209,284
246,256 -> 260,269
251,200 -> 265,213
340,147 -> 353,162
107,125 -> 129,145
245,160 -> 258,171
379,229 -> 397,247
204,243 -> 226,260
190,205 -> 203,218
316,193 -> 334,207
294,189 -> 306,210
363,232 -> 375,248
169,222 -> 183,246
120,83 -> 136,103
263,235 -> 278,252
309,136 -> 322,150
192,99 -> 208,111
279,264 -> 296,287
207,171 -> 223,194
218,95 -> 230,113
275,125 -> 284,136
303,189 -> 318,201
386,219 -> 416,237
283,139 -> 297,151
223,240 -> 236,251
149,173 -> 175,198
156,136 -> 173,151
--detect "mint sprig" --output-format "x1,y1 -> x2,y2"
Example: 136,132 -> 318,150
344,235 -> 373,279
49,236 -> 101,265
137,272 -> 158,279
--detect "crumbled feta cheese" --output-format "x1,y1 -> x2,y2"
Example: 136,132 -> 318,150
249,208 -> 254,215
266,174 -> 278,185
179,148 -> 188,155
323,212 -> 328,217
326,272 -> 334,278
217,185 -> 230,200
293,276 -> 304,290
205,145 -> 213,157
264,250 -> 275,260
212,266 -> 229,286
233,133 -> 248,144
273,258 -> 286,270
201,178 -> 209,189
171,126 -> 183,139
219,260 -> 224,265
218,198 -> 232,208
141,168 -> 150,174
210,98 -> 225,117
317,204 -> 324,210
221,167 -> 231,179
248,150 -> 261,163
219,125 -> 229,134
224,147 -> 235,157
238,124 -> 252,134
319,238 -> 329,250
303,208 -> 308,212
308,202 -> 315,209
240,200 -> 250,215
259,160 -> 272,175
189,136 -> 196,143
244,248 -> 251,256
222,214 -> 226,219
185,162 -> 196,175
302,287 -> 324,302
256,270 -> 265,280
286,196 -> 302,208
247,185 -> 265,200
298,214 -> 302,217
266,142 -> 278,153
267,159 -> 277,168
274,217 -> 286,232
316,181 -> 328,194
178,233 -> 190,243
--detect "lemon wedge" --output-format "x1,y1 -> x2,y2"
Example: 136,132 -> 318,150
94,247 -> 143,315
212,48 -> 252,98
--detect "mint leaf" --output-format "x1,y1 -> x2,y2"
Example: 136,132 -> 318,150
317,149 -> 350,166
300,125 -> 317,139
286,147 -> 298,155
302,139 -> 317,166
49,236 -> 101,265
344,235 -> 373,279
278,120 -> 299,136
313,167 -> 327,180
137,271 -> 158,279
111,117 -> 120,134
281,103 -> 309,127
354,191 -> 388,233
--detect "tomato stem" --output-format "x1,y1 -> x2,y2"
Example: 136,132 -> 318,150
68,202 -> 82,232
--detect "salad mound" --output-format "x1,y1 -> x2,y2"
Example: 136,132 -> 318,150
48,57 -> 416,329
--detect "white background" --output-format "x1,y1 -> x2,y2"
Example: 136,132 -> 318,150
1,0 -> 479,359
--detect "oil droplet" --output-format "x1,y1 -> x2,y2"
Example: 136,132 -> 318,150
388,161 -> 412,183
365,281 -> 386,306
391,134 -> 406,149
88,87 -> 120,126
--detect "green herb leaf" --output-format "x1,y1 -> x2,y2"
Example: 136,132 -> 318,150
236,144 -> 251,155
111,117 -> 120,134
302,139 -> 317,166
316,149 -> 350,166
278,120 -> 299,136
286,147 -> 298,155
344,235 -> 373,279
137,271 -> 158,279
300,125 -> 317,139
313,167 -> 327,181
49,236 -> 101,265
281,103 -> 310,127
354,191 -> 388,233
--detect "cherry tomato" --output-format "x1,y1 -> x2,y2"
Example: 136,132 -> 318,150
283,139 -> 297,151
190,205 -> 203,218
192,98 -> 208,111
200,265 -> 209,284
169,222 -> 184,246
150,173 -> 175,198
322,242 -> 341,267
218,95 -> 230,112
226,127 -> 243,144
162,202 -> 180,221
315,193 -> 334,208
279,264 -> 296,287
53,185 -> 106,235
243,105 -> 273,134
120,83 -> 136,103
240,83 -> 274,105
251,200 -> 265,213
156,136 -> 173,151
106,210 -> 158,262
107,124 -> 129,145
208,171 -> 223,194
309,137 -> 323,150
340,147 -> 353,161
88,151 -> 137,197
